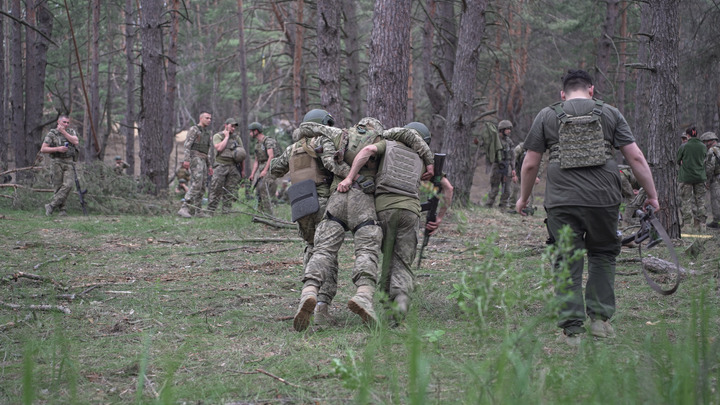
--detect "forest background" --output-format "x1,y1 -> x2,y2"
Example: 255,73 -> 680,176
1,0 -> 719,234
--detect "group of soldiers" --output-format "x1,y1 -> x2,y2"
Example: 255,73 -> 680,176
677,127 -> 720,231
175,109 -> 453,329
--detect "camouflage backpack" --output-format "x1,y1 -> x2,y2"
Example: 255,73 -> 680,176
335,125 -> 382,166
550,99 -> 610,169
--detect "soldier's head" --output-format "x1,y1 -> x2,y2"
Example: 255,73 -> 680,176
357,117 -> 384,132
248,122 -> 263,138
198,111 -> 212,127
561,69 -> 594,99
498,120 -> 513,136
404,122 -> 431,145
303,109 -> 335,127
685,125 -> 697,138
681,133 -> 688,143
225,118 -> 239,133
700,131 -> 718,148
57,115 -> 71,129
114,155 -> 122,162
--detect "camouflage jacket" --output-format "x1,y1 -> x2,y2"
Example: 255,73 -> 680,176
43,128 -> 79,161
183,125 -> 213,163
706,146 -> 720,180
254,136 -> 277,164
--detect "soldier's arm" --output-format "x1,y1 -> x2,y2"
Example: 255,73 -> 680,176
705,151 -> 715,181
621,142 -> 659,211
517,150 -> 542,215
270,145 -> 292,178
318,135 -> 350,178
183,127 -> 198,163
382,128 -> 434,167
337,144 -> 378,192
297,122 -> 343,140
60,128 -> 80,145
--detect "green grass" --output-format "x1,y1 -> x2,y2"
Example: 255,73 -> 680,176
1,200 -> 719,404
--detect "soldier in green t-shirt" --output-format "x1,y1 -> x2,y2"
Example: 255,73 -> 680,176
207,118 -> 244,215
40,116 -> 80,216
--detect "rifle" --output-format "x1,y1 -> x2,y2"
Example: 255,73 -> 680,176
416,153 -> 446,270
71,163 -> 88,216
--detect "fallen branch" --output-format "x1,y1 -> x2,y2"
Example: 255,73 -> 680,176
186,246 -> 244,256
0,184 -> 53,192
2,271 -> 67,289
215,237 -> 304,243
34,254 -> 68,270
0,165 -> 43,177
256,368 -> 305,391
643,256 -> 693,276
0,301 -> 71,314
252,216 -> 296,229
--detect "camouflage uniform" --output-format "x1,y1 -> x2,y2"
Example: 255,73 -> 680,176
299,123 -> 434,297
180,124 -> 213,215
509,142 -> 543,212
254,136 -> 278,214
705,145 -> 720,226
43,129 -> 79,212
114,160 -> 129,175
677,136 -> 708,227
486,134 -> 514,208
270,134 -> 342,304
208,132 -> 244,214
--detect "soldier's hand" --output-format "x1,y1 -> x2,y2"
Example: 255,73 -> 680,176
426,219 -> 442,235
421,164 -> 434,181
337,178 -> 352,193
515,198 -> 529,216
58,146 -> 68,153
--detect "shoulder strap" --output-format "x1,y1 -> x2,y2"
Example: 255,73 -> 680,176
550,102 -> 567,123
300,138 -> 317,158
592,98 -> 604,117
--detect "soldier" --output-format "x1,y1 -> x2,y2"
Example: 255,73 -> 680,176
702,132 -> 720,229
114,156 -> 129,175
40,116 -> 80,216
485,120 -> 514,208
337,122 -> 452,324
270,109 -> 343,323
248,122 -> 277,214
517,69 -> 659,345
177,112 -> 214,218
677,126 -> 708,232
509,141 -> 542,214
207,118 -> 245,215
292,117 -> 434,332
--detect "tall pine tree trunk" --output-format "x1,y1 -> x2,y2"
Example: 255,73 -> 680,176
292,0 -> 305,124
139,0 -> 168,192
595,0 -> 619,101
86,0 -> 101,161
317,0 -> 343,128
367,0 -> 412,128
237,0 -> 250,175
647,0 -> 681,237
10,0 -> 26,177
124,0 -> 136,176
342,0 -> 361,125
0,0 -> 8,174
442,0 -> 487,206
163,0 -> 180,162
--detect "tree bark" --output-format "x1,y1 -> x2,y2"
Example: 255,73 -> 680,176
647,0 -> 681,238
163,0 -> 180,162
367,0 -> 412,128
442,0 -> 487,206
633,2 -> 651,153
10,0 -> 25,177
124,0 -> 136,176
237,0 -> 251,175
86,0 -> 101,161
0,0 -> 7,174
139,0 -> 168,192
316,0 -> 343,128
595,0 -> 619,101
342,0 -> 361,125
616,0 -> 627,113
25,0 -> 53,169
292,0 -> 305,125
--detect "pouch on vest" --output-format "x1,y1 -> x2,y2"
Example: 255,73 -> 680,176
288,179 -> 320,222
289,139 -> 328,184
376,141 -> 423,198
552,99 -> 609,169
342,126 -> 381,166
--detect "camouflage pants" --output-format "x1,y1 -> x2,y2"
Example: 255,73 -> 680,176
510,179 -> 536,211
377,209 -> 418,301
679,182 -> 707,224
49,160 -> 74,210
486,162 -> 512,207
709,178 -> 720,223
297,196 -> 337,303
622,188 -> 647,226
303,188 -> 382,293
255,172 -> 275,214
182,156 -> 208,215
207,163 -> 242,213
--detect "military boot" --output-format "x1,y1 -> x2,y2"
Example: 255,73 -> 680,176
348,285 -> 377,325
314,302 -> 334,326
293,285 -> 318,332
177,206 -> 192,218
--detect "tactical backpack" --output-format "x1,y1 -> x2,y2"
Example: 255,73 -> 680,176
375,140 -> 424,198
550,99 -> 613,169
336,125 -> 382,167
288,138 -> 331,185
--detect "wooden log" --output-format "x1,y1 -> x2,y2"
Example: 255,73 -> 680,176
642,256 -> 693,276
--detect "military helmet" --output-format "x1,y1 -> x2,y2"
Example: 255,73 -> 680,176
357,117 -> 384,132
700,131 -> 718,142
303,109 -> 335,127
178,179 -> 187,184
404,122 -> 431,144
248,121 -> 263,132
232,147 -> 247,163
498,120 -> 513,131
114,155 -> 122,161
